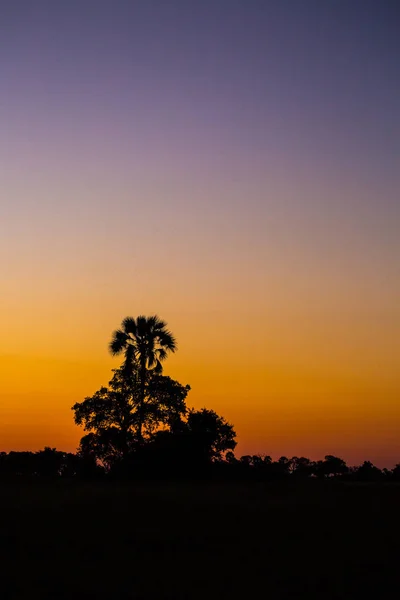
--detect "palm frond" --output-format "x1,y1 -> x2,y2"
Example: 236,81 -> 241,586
154,359 -> 163,374
156,347 -> 168,362
109,329 -> 128,355
122,316 -> 137,335
147,350 -> 157,368
149,314 -> 167,331
158,330 -> 177,352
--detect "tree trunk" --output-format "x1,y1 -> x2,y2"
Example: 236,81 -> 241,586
137,357 -> 147,442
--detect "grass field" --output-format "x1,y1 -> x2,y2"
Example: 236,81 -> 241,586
1,480 -> 399,599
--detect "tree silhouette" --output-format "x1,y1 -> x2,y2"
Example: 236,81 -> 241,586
145,407 -> 237,475
186,408 -> 237,461
240,455 -> 252,467
109,315 -> 177,441
72,367 -> 190,469
353,460 -> 383,481
34,447 -> 66,477
290,456 -> 314,479
392,463 -> 400,481
315,455 -> 348,478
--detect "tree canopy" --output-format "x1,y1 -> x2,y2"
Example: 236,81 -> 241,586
72,315 -> 236,472
108,315 -> 177,440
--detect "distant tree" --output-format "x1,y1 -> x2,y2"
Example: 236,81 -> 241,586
109,315 -> 176,440
316,455 -> 348,478
353,461 -> 383,481
237,454 -> 270,469
35,447 -> 66,477
78,429 -> 133,470
240,455 -> 252,467
225,451 -> 237,464
3,451 -> 36,477
382,468 -> 392,480
0,449 -> 104,479
290,456 -> 314,479
134,407 -> 236,477
272,456 -> 291,478
391,463 -> 400,481
251,455 -> 264,468
186,408 -> 237,461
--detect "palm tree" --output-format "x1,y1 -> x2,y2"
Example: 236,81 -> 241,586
109,315 -> 177,440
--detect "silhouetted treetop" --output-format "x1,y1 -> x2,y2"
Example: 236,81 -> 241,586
109,315 -> 176,375
185,408 -> 237,460
109,315 -> 177,440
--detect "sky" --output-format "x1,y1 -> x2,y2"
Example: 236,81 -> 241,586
1,0 -> 399,466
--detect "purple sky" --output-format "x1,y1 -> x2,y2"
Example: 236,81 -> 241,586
2,1 -> 399,187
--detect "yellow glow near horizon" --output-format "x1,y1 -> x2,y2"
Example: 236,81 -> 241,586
1,261 -> 399,466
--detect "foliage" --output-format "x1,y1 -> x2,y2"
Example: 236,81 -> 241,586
109,314 -> 176,376
2,448 -> 400,482
5,312 -> 395,482
186,408 -> 237,460
71,315 -> 237,471
72,366 -> 190,468
109,315 -> 177,440
0,447 -> 101,479
315,455 -> 349,478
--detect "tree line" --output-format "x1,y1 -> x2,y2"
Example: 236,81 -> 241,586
1,448 -> 400,481
2,314 -> 398,481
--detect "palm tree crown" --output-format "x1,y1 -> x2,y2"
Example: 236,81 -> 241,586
109,315 -> 176,375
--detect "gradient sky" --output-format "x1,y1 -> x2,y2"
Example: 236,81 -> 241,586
1,0 -> 399,466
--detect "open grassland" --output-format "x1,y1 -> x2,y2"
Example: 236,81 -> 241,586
1,480 -> 399,599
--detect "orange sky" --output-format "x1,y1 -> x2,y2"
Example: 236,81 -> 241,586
1,2 -> 399,467
1,254 -> 399,466
1,175 -> 399,466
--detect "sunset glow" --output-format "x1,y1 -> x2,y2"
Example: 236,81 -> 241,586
1,1 -> 399,466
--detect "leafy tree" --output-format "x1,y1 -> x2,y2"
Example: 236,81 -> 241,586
249,454 -> 272,469
290,456 -> 314,479
109,315 -> 176,440
146,408 -> 237,474
269,456 -> 291,479
240,455 -> 252,467
78,429 -> 132,470
353,460 -> 383,481
145,374 -> 190,434
185,408 -> 236,461
316,455 -> 348,478
225,451 -> 237,464
392,463 -> 400,481
1,451 -> 36,477
72,367 -> 189,469
35,447 -> 66,477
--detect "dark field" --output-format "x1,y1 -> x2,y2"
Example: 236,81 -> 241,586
1,481 -> 399,599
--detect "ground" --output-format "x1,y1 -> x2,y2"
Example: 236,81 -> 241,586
1,480 -> 399,599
